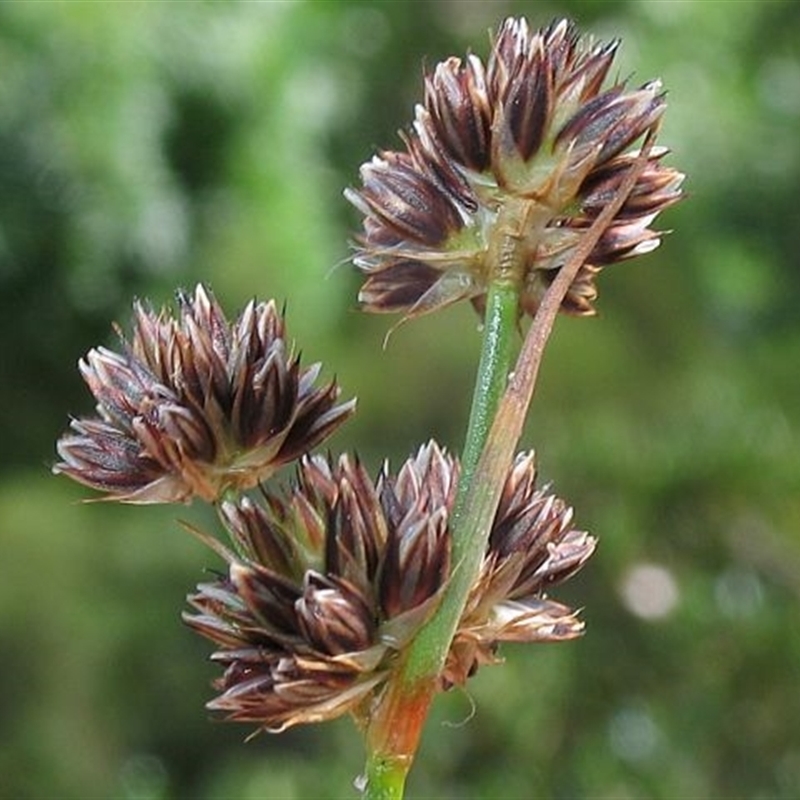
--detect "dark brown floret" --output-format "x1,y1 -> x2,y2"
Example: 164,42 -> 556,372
54,285 -> 355,503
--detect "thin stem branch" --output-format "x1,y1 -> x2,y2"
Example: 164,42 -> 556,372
502,127 -> 660,445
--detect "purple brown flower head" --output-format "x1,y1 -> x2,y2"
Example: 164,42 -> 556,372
183,442 -> 594,732
54,285 -> 355,503
346,17 -> 684,321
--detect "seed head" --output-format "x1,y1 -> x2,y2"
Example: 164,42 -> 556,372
346,17 -> 684,321
54,285 -> 355,503
184,442 -> 594,732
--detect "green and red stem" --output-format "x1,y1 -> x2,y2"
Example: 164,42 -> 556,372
361,129 -> 659,800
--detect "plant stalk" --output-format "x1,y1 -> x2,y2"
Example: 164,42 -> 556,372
361,127 -> 659,800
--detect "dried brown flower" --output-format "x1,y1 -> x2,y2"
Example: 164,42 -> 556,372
346,17 -> 684,321
184,442 -> 594,732
54,285 -> 355,503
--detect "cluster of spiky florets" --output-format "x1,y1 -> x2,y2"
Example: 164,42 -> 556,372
346,17 -> 684,320
54,285 -> 355,503
184,442 -> 594,732
52,15 -> 686,750
52,286 -> 596,735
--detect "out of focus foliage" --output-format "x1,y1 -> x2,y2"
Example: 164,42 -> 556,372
2,1 -> 799,798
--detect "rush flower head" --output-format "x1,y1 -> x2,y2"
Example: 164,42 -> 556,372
346,17 -> 684,321
54,285 -> 355,503
184,442 -> 594,732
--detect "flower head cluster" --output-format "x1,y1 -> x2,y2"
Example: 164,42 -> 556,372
184,442 -> 594,732
54,285 -> 355,503
346,18 -> 684,320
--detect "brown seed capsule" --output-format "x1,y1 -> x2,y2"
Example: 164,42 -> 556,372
54,285 -> 355,503
346,17 -> 684,323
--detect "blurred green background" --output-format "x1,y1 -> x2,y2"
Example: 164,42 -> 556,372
2,1 -> 798,798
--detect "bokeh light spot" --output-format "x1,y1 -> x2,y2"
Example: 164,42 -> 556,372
714,567 -> 764,620
619,562 -> 680,620
608,703 -> 661,763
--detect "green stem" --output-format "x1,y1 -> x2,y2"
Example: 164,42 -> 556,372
459,284 -> 519,500
363,753 -> 410,800
361,679 -> 434,799
401,280 -> 520,686
400,193 -> 555,685
361,221 -> 526,800
458,282 -> 520,517
362,284 -> 520,800
362,127 -> 660,800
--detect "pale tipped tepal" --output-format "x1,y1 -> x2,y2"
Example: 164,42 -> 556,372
184,442 -> 594,733
346,17 -> 684,321
54,285 -> 355,503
